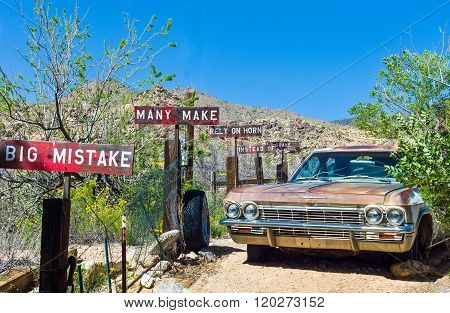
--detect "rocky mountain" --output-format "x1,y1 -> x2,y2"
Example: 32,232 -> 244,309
166,88 -> 392,185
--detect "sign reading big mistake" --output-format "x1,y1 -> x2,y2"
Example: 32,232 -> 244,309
134,106 -> 220,125
0,140 -> 135,176
209,125 -> 263,137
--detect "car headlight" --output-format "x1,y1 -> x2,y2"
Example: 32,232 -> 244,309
365,205 -> 383,225
225,202 -> 241,218
243,202 -> 259,220
386,207 -> 405,226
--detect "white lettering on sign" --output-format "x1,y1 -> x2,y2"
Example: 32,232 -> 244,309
28,147 -> 37,162
182,110 -> 191,120
6,145 -> 15,161
0,140 -> 135,176
53,148 -> 66,164
75,149 -> 84,165
5,145 -> 39,162
135,106 -> 220,125
121,151 -> 132,168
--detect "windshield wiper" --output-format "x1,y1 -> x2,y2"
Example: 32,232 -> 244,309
337,175 -> 391,183
294,177 -> 331,182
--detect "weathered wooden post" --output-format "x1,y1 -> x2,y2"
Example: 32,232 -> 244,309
39,172 -> 72,292
134,106 -> 220,231
276,162 -> 288,183
255,153 -> 264,184
163,139 -> 179,232
209,125 -> 263,190
276,147 -> 289,183
226,156 -> 237,192
0,140 -> 135,293
185,123 -> 194,183
234,137 -> 239,188
39,198 -> 70,293
185,92 -> 195,184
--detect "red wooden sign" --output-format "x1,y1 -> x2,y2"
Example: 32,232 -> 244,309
134,106 -> 220,125
238,142 -> 300,154
209,125 -> 263,137
268,141 -> 300,152
0,140 -> 135,176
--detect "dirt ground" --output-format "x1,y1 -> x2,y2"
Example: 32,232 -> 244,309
173,238 -> 449,293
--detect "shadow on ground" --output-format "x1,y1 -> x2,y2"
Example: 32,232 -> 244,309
243,241 -> 449,283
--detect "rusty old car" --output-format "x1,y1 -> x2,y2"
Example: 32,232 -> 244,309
220,145 -> 442,262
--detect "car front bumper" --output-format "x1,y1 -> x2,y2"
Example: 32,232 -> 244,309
220,218 -> 416,253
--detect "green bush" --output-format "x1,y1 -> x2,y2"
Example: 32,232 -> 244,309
207,191 -> 227,238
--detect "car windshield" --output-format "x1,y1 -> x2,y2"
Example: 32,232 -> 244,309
290,151 -> 398,182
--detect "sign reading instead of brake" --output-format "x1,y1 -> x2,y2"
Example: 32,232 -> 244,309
238,142 -> 300,154
209,125 -> 263,137
134,106 -> 220,125
0,140 -> 135,176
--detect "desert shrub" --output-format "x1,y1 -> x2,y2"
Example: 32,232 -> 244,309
350,50 -> 449,228
70,181 -> 126,243
207,191 -> 227,238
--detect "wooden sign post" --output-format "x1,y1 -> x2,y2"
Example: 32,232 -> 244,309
0,140 -> 135,293
209,125 -> 263,190
255,153 -> 264,185
237,142 -> 301,184
134,105 -> 220,231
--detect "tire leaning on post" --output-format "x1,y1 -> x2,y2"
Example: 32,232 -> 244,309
182,190 -> 210,252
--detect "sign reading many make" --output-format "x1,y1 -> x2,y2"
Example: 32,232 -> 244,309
209,125 -> 263,137
134,106 -> 220,125
0,140 -> 135,176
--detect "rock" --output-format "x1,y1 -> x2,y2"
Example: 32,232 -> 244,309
185,251 -> 198,260
390,260 -> 434,278
151,260 -> 171,273
153,279 -> 189,293
147,230 -> 181,256
177,254 -> 186,260
132,231 -> 180,269
81,260 -> 95,271
198,249 -> 217,263
150,270 -> 164,278
138,255 -> 158,269
140,274 -> 155,289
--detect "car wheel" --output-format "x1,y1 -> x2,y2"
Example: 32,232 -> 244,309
182,190 -> 210,252
247,244 -> 270,262
403,215 -> 433,261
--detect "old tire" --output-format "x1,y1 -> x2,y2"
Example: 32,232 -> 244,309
182,190 -> 210,252
247,245 -> 270,262
402,215 -> 433,261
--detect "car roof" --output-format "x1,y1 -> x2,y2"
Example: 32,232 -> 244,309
314,145 -> 397,153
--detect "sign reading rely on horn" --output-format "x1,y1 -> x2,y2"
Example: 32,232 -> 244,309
0,140 -> 135,176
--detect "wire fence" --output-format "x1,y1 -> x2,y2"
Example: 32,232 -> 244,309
0,130 -> 321,293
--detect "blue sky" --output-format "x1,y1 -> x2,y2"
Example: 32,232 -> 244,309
0,1 -> 448,121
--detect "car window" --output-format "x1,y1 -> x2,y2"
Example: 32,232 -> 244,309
298,155 -> 320,177
291,152 -> 398,181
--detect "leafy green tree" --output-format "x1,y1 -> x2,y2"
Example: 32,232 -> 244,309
350,50 -> 449,227
0,0 -> 176,249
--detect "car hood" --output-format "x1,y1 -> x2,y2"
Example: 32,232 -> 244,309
227,181 -> 407,206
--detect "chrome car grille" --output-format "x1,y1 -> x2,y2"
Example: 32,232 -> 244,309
229,206 -> 403,241
230,226 -> 403,241
260,206 -> 364,225
272,228 -> 365,239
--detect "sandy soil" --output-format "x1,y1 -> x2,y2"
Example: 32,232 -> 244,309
182,238 -> 450,293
